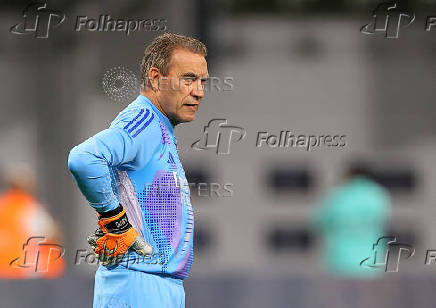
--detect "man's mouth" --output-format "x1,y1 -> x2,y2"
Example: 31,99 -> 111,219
184,103 -> 199,108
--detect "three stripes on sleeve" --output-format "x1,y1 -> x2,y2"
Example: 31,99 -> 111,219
123,108 -> 155,138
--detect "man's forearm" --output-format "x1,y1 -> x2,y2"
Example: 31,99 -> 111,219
68,133 -> 121,212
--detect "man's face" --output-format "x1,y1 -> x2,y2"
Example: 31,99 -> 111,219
156,49 -> 208,125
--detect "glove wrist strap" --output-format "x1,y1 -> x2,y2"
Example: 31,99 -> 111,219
97,204 -> 124,218
97,205 -> 132,234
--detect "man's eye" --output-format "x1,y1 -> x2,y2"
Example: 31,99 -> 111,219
184,77 -> 195,83
200,78 -> 209,85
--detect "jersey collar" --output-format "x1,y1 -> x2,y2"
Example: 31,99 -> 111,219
137,95 -> 174,135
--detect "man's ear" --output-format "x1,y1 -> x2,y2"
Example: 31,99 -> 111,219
147,67 -> 161,91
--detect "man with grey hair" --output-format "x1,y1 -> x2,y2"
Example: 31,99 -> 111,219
68,33 -> 208,307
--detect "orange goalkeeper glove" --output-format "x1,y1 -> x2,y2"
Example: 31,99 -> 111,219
87,204 -> 152,266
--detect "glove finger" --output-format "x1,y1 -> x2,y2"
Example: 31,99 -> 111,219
101,255 -> 116,266
100,253 -> 125,266
101,257 -> 114,266
131,237 -> 153,256
98,252 -> 106,264
98,240 -> 122,266
87,234 -> 99,251
98,250 -> 114,266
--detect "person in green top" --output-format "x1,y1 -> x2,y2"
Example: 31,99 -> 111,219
313,164 -> 391,279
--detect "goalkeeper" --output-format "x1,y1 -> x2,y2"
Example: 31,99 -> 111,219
68,33 -> 208,308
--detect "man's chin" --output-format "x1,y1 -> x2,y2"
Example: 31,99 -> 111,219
183,111 -> 197,121
183,115 -> 195,123
173,114 -> 196,125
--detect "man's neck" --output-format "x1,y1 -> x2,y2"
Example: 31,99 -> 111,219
140,91 -> 177,127
140,91 -> 164,114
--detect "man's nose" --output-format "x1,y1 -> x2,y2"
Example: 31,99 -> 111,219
191,79 -> 205,100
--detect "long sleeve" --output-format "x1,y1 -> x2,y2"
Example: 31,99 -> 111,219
68,104 -> 162,212
68,127 -> 139,212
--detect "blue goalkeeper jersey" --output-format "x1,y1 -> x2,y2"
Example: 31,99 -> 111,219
68,95 -> 194,279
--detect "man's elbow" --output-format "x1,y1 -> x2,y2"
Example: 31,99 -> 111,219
68,146 -> 87,176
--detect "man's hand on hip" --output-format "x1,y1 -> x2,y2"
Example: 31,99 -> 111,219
87,204 -> 152,266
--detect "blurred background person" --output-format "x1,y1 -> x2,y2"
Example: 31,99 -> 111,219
312,163 -> 391,307
0,164 -> 65,279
